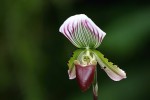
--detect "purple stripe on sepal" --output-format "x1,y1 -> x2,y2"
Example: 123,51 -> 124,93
59,14 -> 106,48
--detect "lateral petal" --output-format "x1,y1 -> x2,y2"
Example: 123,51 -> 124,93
92,50 -> 126,81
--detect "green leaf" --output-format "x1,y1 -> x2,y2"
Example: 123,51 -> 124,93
67,49 -> 84,69
92,50 -> 126,81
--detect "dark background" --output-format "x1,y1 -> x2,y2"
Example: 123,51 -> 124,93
0,0 -> 150,100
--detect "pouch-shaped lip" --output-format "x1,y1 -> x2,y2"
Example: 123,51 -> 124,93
75,63 -> 96,92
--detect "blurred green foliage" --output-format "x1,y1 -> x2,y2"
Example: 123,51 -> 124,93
0,0 -> 150,100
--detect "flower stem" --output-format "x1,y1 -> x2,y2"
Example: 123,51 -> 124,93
92,67 -> 98,100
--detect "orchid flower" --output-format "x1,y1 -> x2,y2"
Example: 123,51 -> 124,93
59,14 -> 126,100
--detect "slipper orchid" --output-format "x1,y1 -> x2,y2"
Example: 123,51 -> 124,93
59,14 -> 126,100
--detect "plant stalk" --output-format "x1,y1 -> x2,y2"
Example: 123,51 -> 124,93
92,67 -> 98,100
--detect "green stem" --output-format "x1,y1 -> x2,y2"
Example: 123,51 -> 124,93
93,67 -> 98,100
